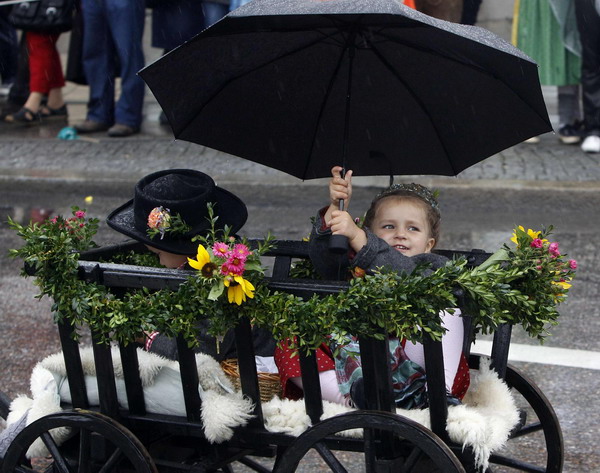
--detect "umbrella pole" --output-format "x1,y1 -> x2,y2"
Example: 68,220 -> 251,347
329,31 -> 356,255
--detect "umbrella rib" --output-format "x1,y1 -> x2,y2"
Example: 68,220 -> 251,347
179,30 -> 344,136
375,28 -> 552,132
301,29 -> 354,180
369,40 -> 459,174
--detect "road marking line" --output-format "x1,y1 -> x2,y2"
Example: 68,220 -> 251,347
471,340 -> 600,370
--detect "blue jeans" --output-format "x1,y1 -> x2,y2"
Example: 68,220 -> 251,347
229,0 -> 251,11
0,8 -> 18,84
202,2 -> 228,27
81,0 -> 145,128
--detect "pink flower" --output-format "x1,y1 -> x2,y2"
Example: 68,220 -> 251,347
231,243 -> 250,261
223,255 -> 246,275
50,217 -> 58,224
221,259 -> 245,276
530,238 -> 543,248
569,259 -> 578,270
548,242 -> 560,258
212,242 -> 230,258
75,210 -> 86,219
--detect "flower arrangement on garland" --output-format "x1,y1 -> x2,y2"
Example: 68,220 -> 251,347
9,208 -> 576,350
153,212 -> 277,342
8,208 -> 102,331
458,225 -> 577,341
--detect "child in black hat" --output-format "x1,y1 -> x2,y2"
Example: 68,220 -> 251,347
107,169 -> 276,361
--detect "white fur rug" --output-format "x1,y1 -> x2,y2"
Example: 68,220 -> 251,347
262,357 -> 519,471
3,349 -> 517,471
4,347 -> 254,458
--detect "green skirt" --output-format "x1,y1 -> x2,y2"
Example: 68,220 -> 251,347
515,0 -> 580,86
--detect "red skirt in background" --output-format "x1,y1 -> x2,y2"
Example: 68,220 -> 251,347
26,31 -> 65,94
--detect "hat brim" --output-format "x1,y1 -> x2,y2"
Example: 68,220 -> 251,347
106,186 -> 248,255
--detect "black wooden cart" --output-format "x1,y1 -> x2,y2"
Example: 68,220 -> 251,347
0,240 -> 563,472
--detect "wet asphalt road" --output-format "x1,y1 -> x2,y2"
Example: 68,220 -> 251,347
1,182 -> 599,472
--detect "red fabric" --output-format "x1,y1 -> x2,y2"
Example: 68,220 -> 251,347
26,31 -> 65,94
274,340 -> 335,400
404,0 -> 416,8
318,206 -> 330,232
451,353 -> 470,400
144,331 -> 160,352
275,339 -> 470,401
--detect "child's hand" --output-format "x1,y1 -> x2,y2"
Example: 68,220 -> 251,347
329,210 -> 367,251
329,166 -> 353,211
324,166 -> 353,225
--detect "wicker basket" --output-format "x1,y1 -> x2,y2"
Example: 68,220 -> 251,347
220,359 -> 282,402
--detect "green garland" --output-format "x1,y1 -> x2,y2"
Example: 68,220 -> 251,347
8,209 -> 576,350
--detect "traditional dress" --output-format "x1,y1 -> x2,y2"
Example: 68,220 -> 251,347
513,0 -> 581,86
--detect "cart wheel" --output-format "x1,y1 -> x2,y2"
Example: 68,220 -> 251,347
470,354 -> 564,473
2,410 -> 158,473
273,410 -> 465,473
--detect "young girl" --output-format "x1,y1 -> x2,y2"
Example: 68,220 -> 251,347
106,169 -> 276,362
275,166 -> 469,408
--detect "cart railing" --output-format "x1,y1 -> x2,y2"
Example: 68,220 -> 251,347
51,239 -> 504,443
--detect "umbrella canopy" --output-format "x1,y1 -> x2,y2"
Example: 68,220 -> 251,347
140,0 -> 552,180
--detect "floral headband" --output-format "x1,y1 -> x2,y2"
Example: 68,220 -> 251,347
374,183 -> 440,212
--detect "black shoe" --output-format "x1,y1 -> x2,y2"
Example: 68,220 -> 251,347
350,377 -> 367,410
4,107 -> 41,124
558,120 -> 585,144
40,104 -> 68,120
74,119 -> 110,133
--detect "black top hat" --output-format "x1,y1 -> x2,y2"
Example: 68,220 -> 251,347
106,169 -> 248,255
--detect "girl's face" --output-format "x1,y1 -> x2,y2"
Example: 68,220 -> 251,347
371,198 -> 435,256
146,245 -> 188,269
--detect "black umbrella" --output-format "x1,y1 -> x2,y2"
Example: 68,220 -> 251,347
140,0 -> 551,181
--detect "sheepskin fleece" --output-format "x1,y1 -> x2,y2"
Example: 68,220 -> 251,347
6,347 -> 254,457
262,357 -> 519,471
5,350 -> 517,471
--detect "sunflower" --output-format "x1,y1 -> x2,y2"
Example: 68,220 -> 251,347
224,275 -> 255,305
188,245 -> 218,277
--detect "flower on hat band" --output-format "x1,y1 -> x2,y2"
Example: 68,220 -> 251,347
147,207 -> 192,240
147,207 -> 171,239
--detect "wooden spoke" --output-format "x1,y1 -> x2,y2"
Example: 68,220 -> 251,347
77,429 -> 91,473
2,411 -> 157,473
314,441 -> 348,473
97,448 -> 125,473
273,411 -> 464,473
40,431 -> 72,473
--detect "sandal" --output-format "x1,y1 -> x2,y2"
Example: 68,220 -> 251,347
40,104 -> 68,119
5,107 -> 41,124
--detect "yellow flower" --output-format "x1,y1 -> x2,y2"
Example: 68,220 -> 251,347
224,275 -> 255,305
551,278 -> 572,301
84,195 -> 94,204
510,226 -> 542,246
552,279 -> 572,291
188,245 -> 217,277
